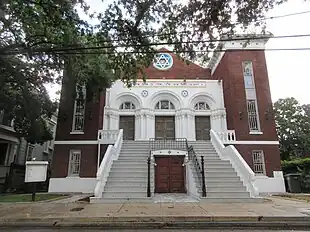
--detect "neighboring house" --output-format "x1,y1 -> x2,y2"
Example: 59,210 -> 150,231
49,35 -> 286,201
0,111 -> 57,192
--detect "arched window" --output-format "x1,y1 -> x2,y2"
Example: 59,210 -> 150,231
119,101 -> 136,110
194,102 -> 210,110
155,100 -> 175,110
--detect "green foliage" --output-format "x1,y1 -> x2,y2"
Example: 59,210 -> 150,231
274,97 -> 310,161
282,158 -> 310,174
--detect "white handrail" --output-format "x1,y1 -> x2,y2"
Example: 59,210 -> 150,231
94,129 -> 123,198
210,129 -> 258,197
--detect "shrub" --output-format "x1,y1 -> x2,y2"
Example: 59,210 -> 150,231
281,158 -> 310,174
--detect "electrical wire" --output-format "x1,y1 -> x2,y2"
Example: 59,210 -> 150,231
2,33 -> 310,56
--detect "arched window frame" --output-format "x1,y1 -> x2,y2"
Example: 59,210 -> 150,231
155,100 -> 175,110
194,102 -> 210,110
119,101 -> 136,110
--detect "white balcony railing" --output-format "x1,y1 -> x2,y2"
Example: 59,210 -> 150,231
217,130 -> 236,143
98,130 -> 119,144
93,129 -> 123,198
210,129 -> 258,197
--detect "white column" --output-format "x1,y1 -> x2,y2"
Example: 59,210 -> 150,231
188,113 -> 195,141
135,113 -> 141,140
110,113 -> 119,130
141,113 -> 146,139
175,114 -> 180,138
146,113 -> 155,140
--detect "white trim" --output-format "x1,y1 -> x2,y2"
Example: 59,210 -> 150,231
224,140 -> 279,145
54,140 -> 98,145
249,131 -> 263,135
70,131 -> 85,135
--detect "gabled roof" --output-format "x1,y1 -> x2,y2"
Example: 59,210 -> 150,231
143,48 -> 211,79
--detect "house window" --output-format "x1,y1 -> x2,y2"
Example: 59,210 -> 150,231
194,102 -> 210,110
72,85 -> 86,132
242,61 -> 255,89
119,101 -> 136,110
26,144 -> 35,161
155,100 -> 175,110
68,150 -> 81,176
247,100 -> 260,132
252,150 -> 266,175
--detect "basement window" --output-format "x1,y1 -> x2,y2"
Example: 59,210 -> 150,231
68,150 -> 81,177
252,150 -> 266,175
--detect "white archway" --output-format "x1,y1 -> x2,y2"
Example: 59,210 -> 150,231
188,93 -> 216,110
150,90 -> 182,110
115,92 -> 143,110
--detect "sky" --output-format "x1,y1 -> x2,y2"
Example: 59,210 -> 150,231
47,0 -> 310,105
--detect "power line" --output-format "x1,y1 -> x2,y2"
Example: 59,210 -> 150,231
28,47 -> 310,56
3,33 -> 310,55
261,10 -> 310,21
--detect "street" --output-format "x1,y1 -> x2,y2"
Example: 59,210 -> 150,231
2,229 -> 310,232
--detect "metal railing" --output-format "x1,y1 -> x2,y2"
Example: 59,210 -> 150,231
187,145 -> 207,197
149,138 -> 188,152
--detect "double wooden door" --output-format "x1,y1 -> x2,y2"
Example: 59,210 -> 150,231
195,116 -> 211,140
119,116 -> 135,140
155,156 -> 185,193
155,116 -> 175,140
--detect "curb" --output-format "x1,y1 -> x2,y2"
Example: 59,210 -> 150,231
1,216 -> 310,229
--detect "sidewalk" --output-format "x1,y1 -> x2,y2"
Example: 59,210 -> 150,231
0,196 -> 310,229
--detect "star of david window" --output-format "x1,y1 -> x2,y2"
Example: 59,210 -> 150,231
194,102 -> 210,110
155,100 -> 175,110
153,53 -> 173,70
119,101 -> 136,110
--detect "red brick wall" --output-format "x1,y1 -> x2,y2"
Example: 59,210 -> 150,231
212,49 -> 281,175
143,49 -> 211,79
212,50 -> 278,141
56,76 -> 106,141
234,144 -> 281,177
51,144 -> 109,178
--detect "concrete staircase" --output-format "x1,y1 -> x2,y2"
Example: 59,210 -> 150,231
188,141 -> 252,200
101,141 -> 154,202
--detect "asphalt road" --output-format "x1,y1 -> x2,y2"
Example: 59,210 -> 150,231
2,229 -> 310,232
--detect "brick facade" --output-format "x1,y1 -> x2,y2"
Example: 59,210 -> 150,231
234,144 -> 281,177
51,144 -> 109,178
52,47 -> 281,181
143,48 -> 211,79
212,50 -> 281,176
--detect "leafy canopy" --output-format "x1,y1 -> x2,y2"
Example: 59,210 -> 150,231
0,0 -> 295,142
274,97 -> 310,161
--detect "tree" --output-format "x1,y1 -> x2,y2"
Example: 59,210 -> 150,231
0,0 -> 298,142
0,0 -> 115,143
274,97 -> 310,160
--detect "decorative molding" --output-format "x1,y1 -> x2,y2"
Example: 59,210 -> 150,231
70,131 -> 84,135
132,81 -> 207,88
54,140 -> 98,145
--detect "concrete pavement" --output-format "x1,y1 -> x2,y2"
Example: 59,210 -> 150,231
0,196 -> 309,229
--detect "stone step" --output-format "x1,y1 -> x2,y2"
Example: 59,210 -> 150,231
105,186 -> 149,192
109,172 -> 153,178
102,192 -> 147,198
112,164 -> 148,169
106,182 -> 151,187
110,168 -> 151,173
206,192 -> 250,198
206,186 -> 247,192
92,197 -> 152,203
107,176 -> 153,181
113,161 -> 149,165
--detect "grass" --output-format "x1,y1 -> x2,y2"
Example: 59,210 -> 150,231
0,193 -> 68,202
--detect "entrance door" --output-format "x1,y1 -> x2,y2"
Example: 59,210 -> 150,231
119,116 -> 135,140
155,116 -> 175,140
195,116 -> 211,140
155,156 -> 185,193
